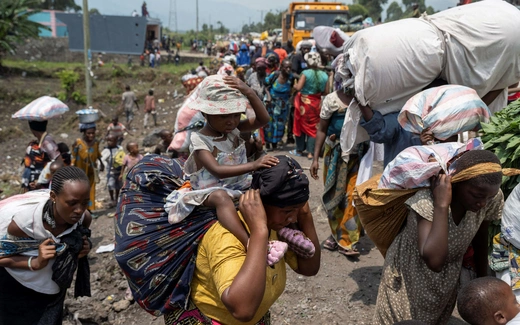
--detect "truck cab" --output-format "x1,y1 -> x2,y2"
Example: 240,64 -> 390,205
282,2 -> 350,46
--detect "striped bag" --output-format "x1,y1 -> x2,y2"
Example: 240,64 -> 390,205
398,85 -> 490,140
379,138 -> 483,189
12,96 -> 69,121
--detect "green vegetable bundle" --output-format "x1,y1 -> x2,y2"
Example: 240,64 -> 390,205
481,99 -> 520,199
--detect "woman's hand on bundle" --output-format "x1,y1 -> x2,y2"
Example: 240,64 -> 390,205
223,76 -> 254,97
78,236 -> 91,259
431,173 -> 452,209
239,189 -> 268,234
420,127 -> 434,145
253,155 -> 279,171
34,238 -> 57,270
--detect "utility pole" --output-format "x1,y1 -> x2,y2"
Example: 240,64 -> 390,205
196,0 -> 199,34
169,0 -> 177,32
82,0 -> 92,106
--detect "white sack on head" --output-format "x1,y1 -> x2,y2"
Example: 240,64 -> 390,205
313,26 -> 349,57
398,85 -> 491,140
428,0 -> 520,100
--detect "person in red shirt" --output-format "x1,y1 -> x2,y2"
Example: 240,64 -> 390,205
273,42 -> 287,64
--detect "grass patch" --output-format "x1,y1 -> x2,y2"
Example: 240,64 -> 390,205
2,59 -> 205,81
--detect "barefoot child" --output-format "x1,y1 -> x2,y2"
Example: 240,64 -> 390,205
120,142 -> 143,181
102,135 -> 125,205
165,75 -> 285,263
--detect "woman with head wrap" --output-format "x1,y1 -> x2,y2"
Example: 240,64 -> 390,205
291,51 -> 330,160
114,154 -> 320,324
71,123 -> 104,211
374,150 -> 506,324
247,57 -> 269,100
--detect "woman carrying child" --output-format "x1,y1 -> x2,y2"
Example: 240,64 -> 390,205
165,75 -> 282,258
374,150 -> 505,324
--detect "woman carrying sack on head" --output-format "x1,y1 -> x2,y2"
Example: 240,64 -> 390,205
374,150 -> 507,324
71,123 -> 105,211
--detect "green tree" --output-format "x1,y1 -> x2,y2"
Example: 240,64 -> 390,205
89,8 -> 100,15
36,0 -> 81,12
348,4 -> 370,18
263,11 -> 283,31
386,1 -> 404,21
0,0 -> 47,68
202,23 -> 208,32
358,0 -> 389,21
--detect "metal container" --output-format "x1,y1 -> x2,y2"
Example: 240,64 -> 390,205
76,108 -> 99,123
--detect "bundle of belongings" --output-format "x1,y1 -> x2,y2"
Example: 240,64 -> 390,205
339,0 -> 520,158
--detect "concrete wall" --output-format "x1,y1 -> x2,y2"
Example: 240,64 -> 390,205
7,37 -> 207,65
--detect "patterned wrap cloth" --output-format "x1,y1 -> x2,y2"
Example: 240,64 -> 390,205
114,155 -> 217,316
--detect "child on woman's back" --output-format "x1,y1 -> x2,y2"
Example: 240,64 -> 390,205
165,75 -> 285,263
120,142 -> 143,181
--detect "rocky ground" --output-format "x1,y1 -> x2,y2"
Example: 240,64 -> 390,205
0,66 -> 467,324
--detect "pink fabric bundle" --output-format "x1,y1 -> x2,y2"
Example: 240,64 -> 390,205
379,138 -> 483,189
169,85 -> 205,152
398,85 -> 491,140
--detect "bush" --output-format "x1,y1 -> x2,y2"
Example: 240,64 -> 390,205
71,91 -> 86,105
56,70 -> 80,99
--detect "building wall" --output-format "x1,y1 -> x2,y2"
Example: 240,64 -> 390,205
29,10 -> 68,38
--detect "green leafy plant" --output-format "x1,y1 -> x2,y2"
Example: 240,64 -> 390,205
480,99 -> 520,199
0,0 -> 48,68
71,91 -> 86,105
55,70 -> 80,99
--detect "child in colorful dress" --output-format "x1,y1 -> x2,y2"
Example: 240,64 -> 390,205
165,75 -> 287,264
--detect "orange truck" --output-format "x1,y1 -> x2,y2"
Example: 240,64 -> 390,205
282,2 -> 350,46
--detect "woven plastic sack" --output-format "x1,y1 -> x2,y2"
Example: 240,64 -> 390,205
12,96 -> 69,121
502,184 -> 520,249
353,174 -> 419,257
398,85 -> 491,140
379,138 -> 483,190
428,0 -> 520,101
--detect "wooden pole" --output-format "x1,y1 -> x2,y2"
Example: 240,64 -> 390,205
82,0 -> 92,107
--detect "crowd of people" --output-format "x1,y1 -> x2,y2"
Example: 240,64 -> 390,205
3,4 -> 520,325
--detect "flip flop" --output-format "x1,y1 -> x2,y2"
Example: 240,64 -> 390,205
289,149 -> 303,157
338,246 -> 360,257
322,235 -> 338,251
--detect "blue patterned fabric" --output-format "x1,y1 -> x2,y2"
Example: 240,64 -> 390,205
114,155 -> 217,316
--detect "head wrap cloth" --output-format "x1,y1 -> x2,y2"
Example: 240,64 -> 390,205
252,155 -> 310,207
28,120 -> 48,132
79,123 -> 96,131
451,163 -> 520,183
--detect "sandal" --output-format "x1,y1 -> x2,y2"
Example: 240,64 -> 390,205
267,240 -> 288,266
338,246 -> 360,257
289,149 -> 303,157
278,227 -> 315,259
323,235 -> 338,251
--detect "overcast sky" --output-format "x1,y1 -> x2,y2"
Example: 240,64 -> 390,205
76,0 -> 461,32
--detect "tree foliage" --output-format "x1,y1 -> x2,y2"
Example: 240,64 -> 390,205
358,0 -> 389,21
89,8 -> 101,15
36,0 -> 81,12
348,4 -> 370,18
386,1 -> 404,21
240,10 -> 282,34
0,0 -> 48,66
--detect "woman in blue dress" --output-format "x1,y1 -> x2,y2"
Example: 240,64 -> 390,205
264,59 -> 294,151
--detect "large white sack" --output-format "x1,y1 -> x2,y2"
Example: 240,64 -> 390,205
344,18 -> 444,114
502,183 -> 520,249
429,0 -> 520,99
